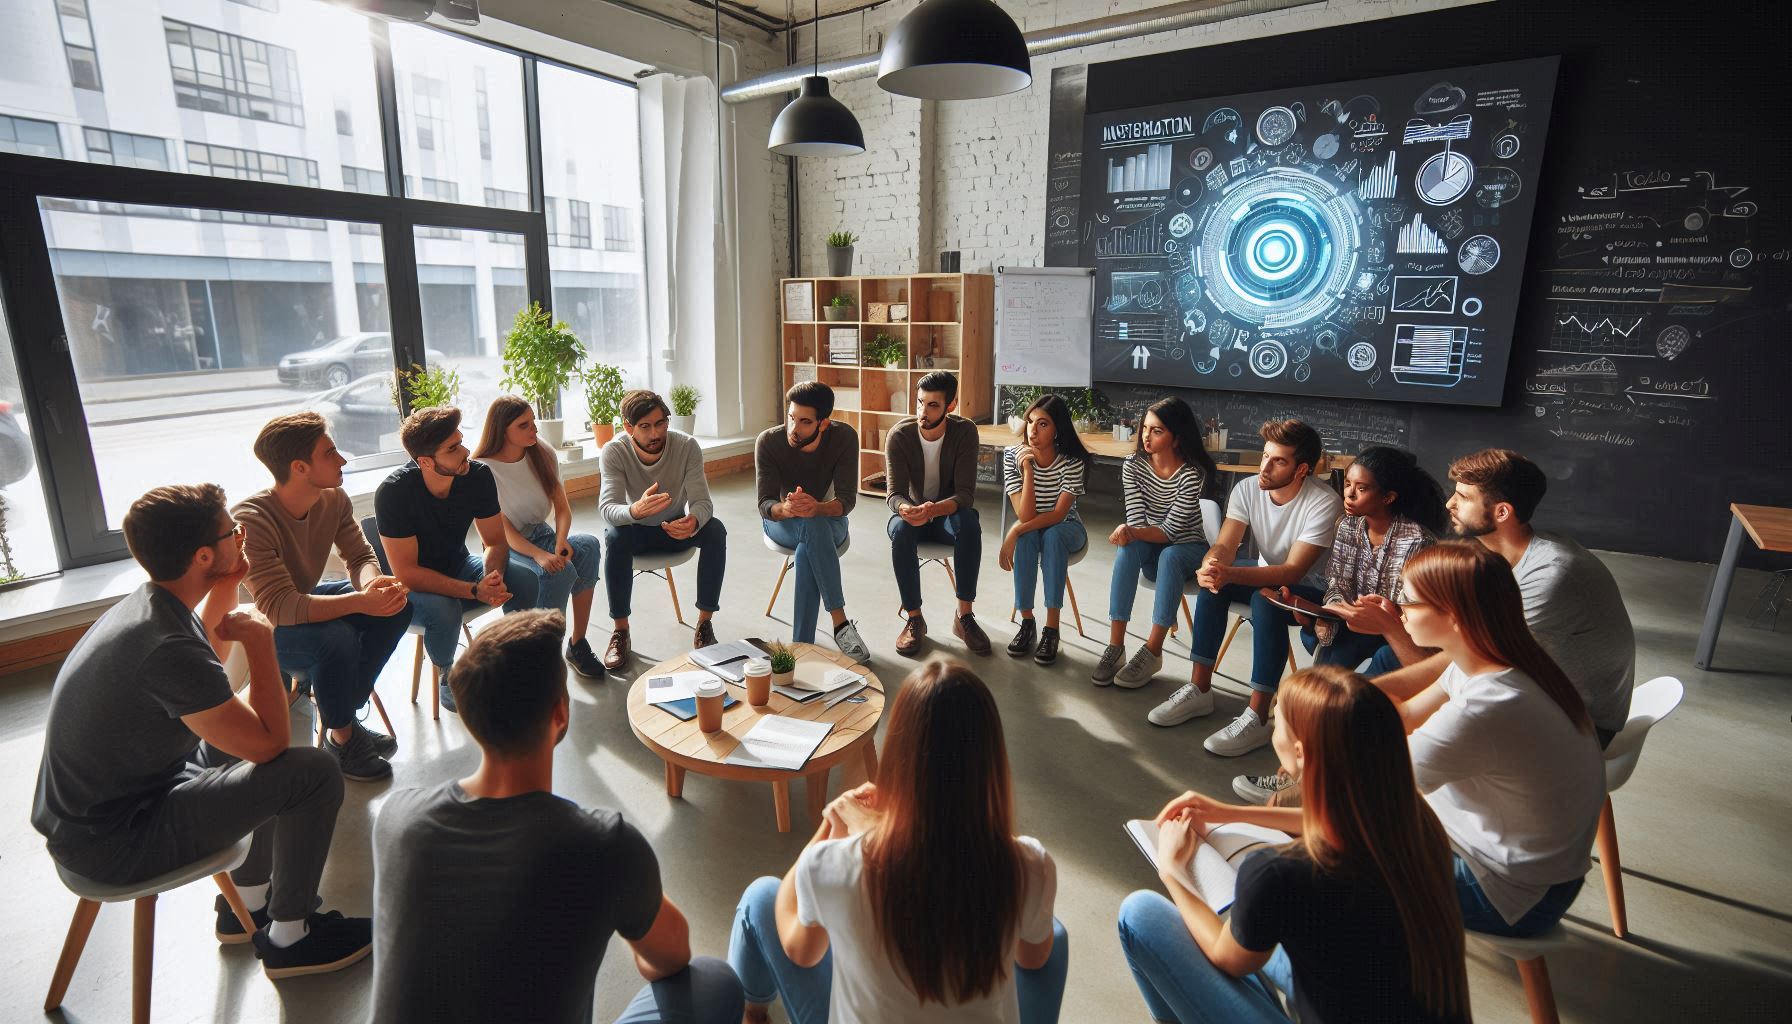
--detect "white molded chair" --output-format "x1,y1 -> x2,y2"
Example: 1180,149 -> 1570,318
45,837 -> 257,1024
1595,675 -> 1685,938
1008,542 -> 1089,638
361,516 -> 484,721
1470,923 -> 1573,1024
632,547 -> 698,625
762,532 -> 852,617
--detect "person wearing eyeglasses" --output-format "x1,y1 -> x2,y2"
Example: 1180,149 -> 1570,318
375,406 -> 521,713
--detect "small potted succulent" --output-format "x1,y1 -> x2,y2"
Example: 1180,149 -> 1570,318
669,383 -> 701,435
826,230 -> 857,277
582,362 -> 626,446
823,294 -> 857,322
766,639 -> 797,689
865,333 -> 906,369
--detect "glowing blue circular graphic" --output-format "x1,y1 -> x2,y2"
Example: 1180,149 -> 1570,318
1197,167 -> 1361,328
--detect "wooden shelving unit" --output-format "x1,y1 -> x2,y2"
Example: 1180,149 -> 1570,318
780,272 -> 994,496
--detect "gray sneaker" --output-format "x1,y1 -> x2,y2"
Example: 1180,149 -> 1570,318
353,720 -> 397,759
324,725 -> 392,782
1233,770 -> 1297,806
1114,645 -> 1163,689
833,620 -> 871,664
1092,644 -> 1125,686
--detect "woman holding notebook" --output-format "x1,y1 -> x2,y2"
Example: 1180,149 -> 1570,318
1119,665 -> 1469,1023
727,659 -> 1069,1023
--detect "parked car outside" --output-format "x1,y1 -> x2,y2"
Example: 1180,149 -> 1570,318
277,332 -> 446,390
306,363 -> 501,460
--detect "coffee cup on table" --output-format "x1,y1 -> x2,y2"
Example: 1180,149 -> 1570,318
695,678 -> 727,732
743,657 -> 773,707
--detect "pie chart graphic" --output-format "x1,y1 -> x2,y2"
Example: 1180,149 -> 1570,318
1416,150 -> 1475,207
1457,234 -> 1501,275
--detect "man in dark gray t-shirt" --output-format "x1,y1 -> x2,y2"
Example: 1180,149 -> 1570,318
370,609 -> 743,1023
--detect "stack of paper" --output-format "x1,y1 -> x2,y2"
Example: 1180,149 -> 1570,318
776,659 -> 867,703
692,639 -> 770,683
644,671 -> 739,720
724,716 -> 834,771
1123,819 -> 1291,912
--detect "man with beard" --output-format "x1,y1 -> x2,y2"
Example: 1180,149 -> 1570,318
883,372 -> 990,657
755,382 -> 871,662
375,406 -> 517,713
33,484 -> 372,978
1348,448 -> 1635,746
1147,419 -> 1342,758
596,390 -> 728,670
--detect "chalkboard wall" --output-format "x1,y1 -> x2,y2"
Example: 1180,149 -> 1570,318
1050,0 -> 1789,564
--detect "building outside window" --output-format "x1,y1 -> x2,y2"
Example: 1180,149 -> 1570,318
55,0 -> 103,91
164,17 -> 304,126
602,203 -> 636,251
411,75 -> 445,152
474,67 -> 492,161
84,129 -> 171,170
0,115 -> 64,158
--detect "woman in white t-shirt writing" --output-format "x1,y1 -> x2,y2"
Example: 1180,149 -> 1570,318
472,396 -> 605,675
727,658 -> 1068,1024
1381,540 -> 1605,937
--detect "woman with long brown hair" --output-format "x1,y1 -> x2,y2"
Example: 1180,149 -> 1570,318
999,393 -> 1092,665
728,658 -> 1068,1023
1122,665 -> 1470,1023
472,396 -> 604,676
1393,540 -> 1604,937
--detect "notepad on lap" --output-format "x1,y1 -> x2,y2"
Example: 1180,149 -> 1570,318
724,716 -> 833,771
1123,819 -> 1291,912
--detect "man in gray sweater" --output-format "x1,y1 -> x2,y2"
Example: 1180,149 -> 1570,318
884,372 -> 990,657
597,391 -> 728,671
755,382 -> 871,662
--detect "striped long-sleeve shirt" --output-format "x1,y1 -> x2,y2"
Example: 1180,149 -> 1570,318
1121,454 -> 1207,545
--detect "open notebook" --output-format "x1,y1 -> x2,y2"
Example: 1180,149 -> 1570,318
1124,819 -> 1291,912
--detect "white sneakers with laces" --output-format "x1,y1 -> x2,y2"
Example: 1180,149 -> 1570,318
1204,706 -> 1272,757
1146,682 -> 1215,726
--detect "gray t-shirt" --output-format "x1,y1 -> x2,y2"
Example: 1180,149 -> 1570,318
370,782 -> 662,1024
32,583 -> 233,855
1513,531 -> 1636,734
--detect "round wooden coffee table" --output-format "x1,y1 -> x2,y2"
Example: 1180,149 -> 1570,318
627,643 -> 886,832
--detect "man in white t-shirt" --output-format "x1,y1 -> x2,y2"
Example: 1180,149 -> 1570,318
1147,420 -> 1342,757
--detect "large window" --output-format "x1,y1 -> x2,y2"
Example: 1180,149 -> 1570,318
391,24 -> 527,208
0,292 -> 58,583
84,129 -> 171,171
1,116 -> 63,159
164,18 -> 304,126
55,0 -> 103,91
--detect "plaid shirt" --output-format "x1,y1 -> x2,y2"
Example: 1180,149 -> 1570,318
1316,514 -> 1431,646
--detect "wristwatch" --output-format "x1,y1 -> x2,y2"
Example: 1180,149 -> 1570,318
470,579 -> 479,599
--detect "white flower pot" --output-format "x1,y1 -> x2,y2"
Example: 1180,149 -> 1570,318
671,414 -> 696,435
538,418 -> 565,449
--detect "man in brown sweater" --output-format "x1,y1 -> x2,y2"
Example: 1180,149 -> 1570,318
235,413 -> 412,781
755,382 -> 870,662
883,372 -> 990,657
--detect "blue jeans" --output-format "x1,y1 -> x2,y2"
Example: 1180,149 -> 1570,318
728,876 -> 1070,1024
1109,540 -> 1210,629
1013,520 -> 1088,612
603,518 -> 728,620
1188,581 -> 1322,692
1300,623 -> 1392,675
762,516 -> 849,644
888,507 -> 981,610
272,580 -> 413,731
1118,890 -> 1295,1024
611,956 -> 746,1024
1454,854 -> 1584,938
503,523 -> 600,615
407,553 -> 532,670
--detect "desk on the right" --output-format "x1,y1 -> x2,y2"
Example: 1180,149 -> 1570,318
1694,503 -> 1792,670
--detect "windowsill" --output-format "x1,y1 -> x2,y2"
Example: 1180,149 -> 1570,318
0,433 -> 759,646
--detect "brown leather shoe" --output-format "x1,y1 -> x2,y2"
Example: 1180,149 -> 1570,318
954,613 -> 992,656
895,614 -> 927,657
693,619 -> 717,651
602,629 -> 631,672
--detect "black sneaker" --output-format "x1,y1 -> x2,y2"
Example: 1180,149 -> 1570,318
353,720 -> 398,759
323,726 -> 392,782
251,910 -> 373,979
566,638 -> 605,678
215,894 -> 270,945
1034,626 -> 1061,665
1007,618 -> 1037,657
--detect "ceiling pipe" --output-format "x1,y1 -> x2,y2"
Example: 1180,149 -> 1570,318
720,0 -> 1322,104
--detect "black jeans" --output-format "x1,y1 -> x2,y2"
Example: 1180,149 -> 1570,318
603,518 -> 727,621
273,580 -> 412,730
887,507 -> 981,611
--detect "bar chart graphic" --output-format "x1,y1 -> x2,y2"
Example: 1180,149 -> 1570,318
1107,144 -> 1174,193
1356,150 -> 1397,200
1391,324 -> 1468,386
1395,212 -> 1448,254
1096,213 -> 1166,258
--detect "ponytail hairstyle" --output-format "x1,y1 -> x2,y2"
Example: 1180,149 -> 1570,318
1134,395 -> 1217,492
1278,665 -> 1469,1019
1351,446 -> 1448,536
473,395 -> 560,496
1402,540 -> 1592,733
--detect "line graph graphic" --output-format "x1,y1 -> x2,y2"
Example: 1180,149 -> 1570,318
1395,213 -> 1447,254
1357,150 -> 1397,200
1542,302 -> 1654,356
1096,213 -> 1165,258
1391,275 -> 1458,314
1556,314 -> 1643,337
1402,114 -> 1472,144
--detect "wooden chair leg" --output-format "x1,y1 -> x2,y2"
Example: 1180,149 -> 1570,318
371,691 -> 396,739
133,894 -> 157,1024
942,559 -> 957,591
312,696 -> 324,748
773,780 -> 792,833
665,571 -> 687,626
463,622 -> 475,644
44,898 -> 101,1012
430,662 -> 441,721
806,768 -> 831,825
765,560 -> 793,617
1173,595 -> 1191,637
1515,955 -> 1560,1024
409,635 -> 424,705
1214,615 -> 1246,667
1597,795 -> 1627,938
213,873 -> 258,936
1287,647 -> 1299,675
1066,578 -> 1085,637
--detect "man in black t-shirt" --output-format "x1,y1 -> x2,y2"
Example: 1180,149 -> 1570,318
374,406 -> 521,713
370,609 -> 743,1023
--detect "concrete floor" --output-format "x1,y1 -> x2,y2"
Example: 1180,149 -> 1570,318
3,471 -> 1789,1023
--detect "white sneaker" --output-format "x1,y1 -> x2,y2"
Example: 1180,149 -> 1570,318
1204,707 -> 1272,757
1147,683 -> 1215,726
833,620 -> 871,664
1113,646 -> 1163,689
1233,770 -> 1296,805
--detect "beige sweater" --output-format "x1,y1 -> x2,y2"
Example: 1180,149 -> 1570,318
234,487 -> 381,626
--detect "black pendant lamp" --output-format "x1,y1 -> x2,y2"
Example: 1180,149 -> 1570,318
877,0 -> 1031,100
769,0 -> 865,157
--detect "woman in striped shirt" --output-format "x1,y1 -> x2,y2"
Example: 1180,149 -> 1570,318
1095,397 -> 1217,689
999,394 -> 1092,665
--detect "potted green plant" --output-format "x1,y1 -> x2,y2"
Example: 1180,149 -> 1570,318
669,383 -> 702,435
865,333 -> 906,369
826,230 -> 857,277
1001,384 -> 1041,434
582,362 -> 626,446
765,639 -> 797,689
823,294 -> 857,323
1066,387 -> 1104,434
501,303 -> 587,449
392,362 -> 463,411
